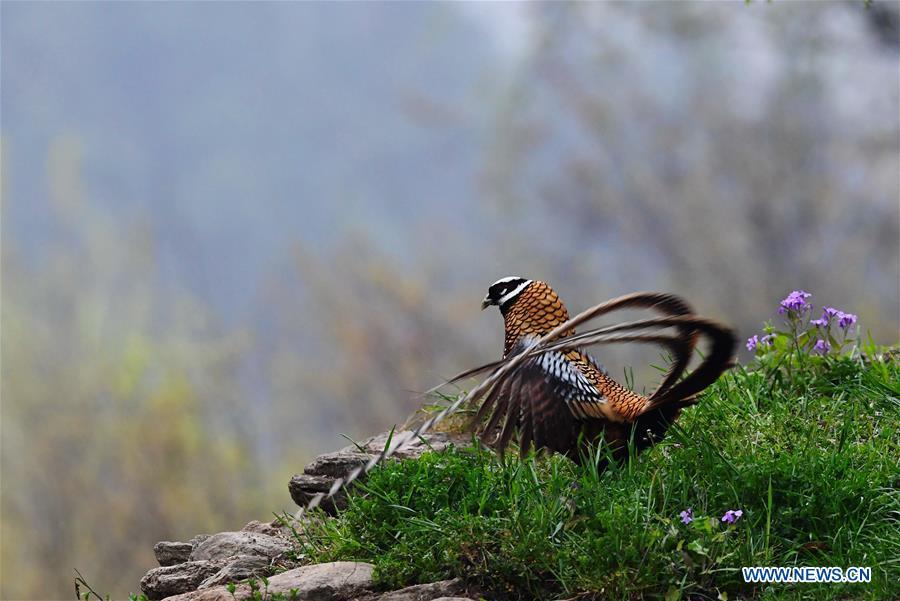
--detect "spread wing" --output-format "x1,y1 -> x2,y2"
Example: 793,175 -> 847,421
472,345 -> 606,457
444,292 -> 737,458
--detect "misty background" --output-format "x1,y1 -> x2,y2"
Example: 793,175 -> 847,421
2,2 -> 898,599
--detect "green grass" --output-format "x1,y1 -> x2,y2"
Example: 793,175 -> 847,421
292,352 -> 899,600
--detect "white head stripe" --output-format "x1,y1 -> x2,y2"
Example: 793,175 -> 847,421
498,279 -> 532,307
491,275 -> 525,286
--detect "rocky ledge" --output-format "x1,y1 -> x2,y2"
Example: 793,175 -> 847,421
139,431 -> 479,601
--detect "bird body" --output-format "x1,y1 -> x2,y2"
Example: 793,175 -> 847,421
478,277 -> 736,462
500,280 -> 646,422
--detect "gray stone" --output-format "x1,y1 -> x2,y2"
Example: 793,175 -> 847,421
141,560 -> 222,600
189,534 -> 211,548
289,431 -> 472,515
376,578 -> 468,600
154,541 -> 194,567
147,430 -> 475,599
162,561 -> 375,601
241,519 -> 285,537
190,531 -> 292,563
289,473 -> 347,514
198,555 -> 272,589
304,451 -> 373,479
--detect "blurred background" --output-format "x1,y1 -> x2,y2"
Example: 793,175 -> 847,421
2,2 -> 898,599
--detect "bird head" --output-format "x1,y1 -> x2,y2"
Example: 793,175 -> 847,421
481,276 -> 533,311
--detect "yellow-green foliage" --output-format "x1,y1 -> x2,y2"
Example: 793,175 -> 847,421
1,158 -> 266,599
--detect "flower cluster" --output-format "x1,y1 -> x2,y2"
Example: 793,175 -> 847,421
677,507 -> 743,525
745,334 -> 775,352
813,339 -> 831,355
838,312 -> 858,329
810,306 -> 857,330
747,290 -> 859,358
778,290 -> 811,315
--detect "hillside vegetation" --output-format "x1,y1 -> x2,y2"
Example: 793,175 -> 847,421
293,298 -> 899,600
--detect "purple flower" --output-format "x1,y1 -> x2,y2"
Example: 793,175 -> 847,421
680,508 -> 694,524
747,334 -> 776,351
778,290 -> 812,315
721,509 -> 743,524
811,307 -> 838,328
746,335 -> 759,352
813,339 -> 831,355
837,312 -> 857,329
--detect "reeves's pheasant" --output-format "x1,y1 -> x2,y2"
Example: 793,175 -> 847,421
469,276 -> 737,462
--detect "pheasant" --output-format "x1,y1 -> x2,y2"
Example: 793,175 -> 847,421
297,278 -> 736,514
470,276 -> 737,462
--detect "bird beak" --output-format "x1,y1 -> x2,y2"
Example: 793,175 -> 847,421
481,297 -> 492,311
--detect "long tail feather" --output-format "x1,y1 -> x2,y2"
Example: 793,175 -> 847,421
495,376 -> 524,455
530,314 -> 733,404
643,319 -> 736,411
479,377 -> 514,439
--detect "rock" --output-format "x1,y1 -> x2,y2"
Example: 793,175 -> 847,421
431,598 -> 478,601
304,451 -> 373,479
154,541 -> 194,567
162,561 -> 375,601
141,560 -> 223,600
198,555 -> 272,589
291,450 -> 375,515
290,431 -> 472,514
375,578 -> 468,600
241,519 -> 284,537
289,473 -> 347,514
147,533 -> 263,595
189,534 -> 211,548
146,431 -> 474,599
190,531 -> 292,563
